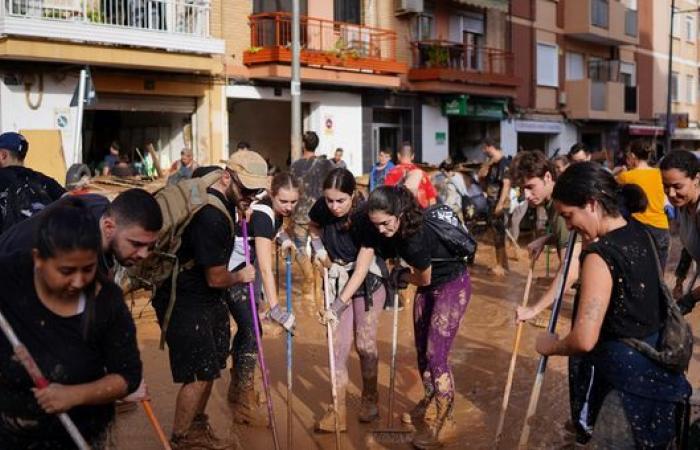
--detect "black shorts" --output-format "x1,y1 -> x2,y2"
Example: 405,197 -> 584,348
155,298 -> 230,384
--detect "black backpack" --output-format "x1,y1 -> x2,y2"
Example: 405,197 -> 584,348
423,204 -> 477,262
0,172 -> 53,233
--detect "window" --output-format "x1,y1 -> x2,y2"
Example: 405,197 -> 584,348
687,75 -> 695,104
591,0 -> 609,28
537,43 -> 559,87
566,52 -> 584,80
673,8 -> 681,38
412,14 -> 434,41
672,72 -> 680,102
334,0 -> 361,24
620,62 -> 636,86
253,0 -> 307,13
686,16 -> 695,42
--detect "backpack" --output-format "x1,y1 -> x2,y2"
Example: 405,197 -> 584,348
1,171 -> 54,233
620,231 -> 693,373
126,169 -> 234,349
423,204 -> 477,262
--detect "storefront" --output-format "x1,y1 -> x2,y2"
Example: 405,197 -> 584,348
443,95 -> 506,162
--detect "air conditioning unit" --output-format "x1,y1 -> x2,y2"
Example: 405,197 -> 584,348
559,92 -> 567,106
396,0 -> 423,16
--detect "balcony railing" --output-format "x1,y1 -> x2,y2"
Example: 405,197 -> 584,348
244,12 -> 405,75
410,40 -> 514,77
3,0 -> 210,36
589,59 -> 621,82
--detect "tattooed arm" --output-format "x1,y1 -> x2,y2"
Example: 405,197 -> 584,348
536,252 -> 611,356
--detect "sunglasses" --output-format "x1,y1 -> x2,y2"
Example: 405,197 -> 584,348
229,170 -> 264,197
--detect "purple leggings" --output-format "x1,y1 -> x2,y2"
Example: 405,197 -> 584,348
414,271 -> 471,401
333,286 -> 386,389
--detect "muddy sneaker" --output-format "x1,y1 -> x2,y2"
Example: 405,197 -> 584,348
401,396 -> 437,425
171,422 -> 241,450
231,387 -> 268,427
411,398 -> 455,449
314,405 -> 347,433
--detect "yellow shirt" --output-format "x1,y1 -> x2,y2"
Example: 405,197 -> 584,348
617,168 -> 669,230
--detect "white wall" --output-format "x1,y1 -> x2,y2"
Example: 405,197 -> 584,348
0,71 -> 79,166
500,119 -> 517,157
550,122 -> 578,156
227,85 -> 363,175
421,104 -> 449,164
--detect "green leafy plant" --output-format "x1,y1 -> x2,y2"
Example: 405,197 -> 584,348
85,8 -> 102,23
247,46 -> 263,54
427,44 -> 449,68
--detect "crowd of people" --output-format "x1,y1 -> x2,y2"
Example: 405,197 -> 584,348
0,128 -> 696,450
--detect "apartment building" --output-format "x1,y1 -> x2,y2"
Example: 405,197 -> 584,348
636,0 -> 700,152
0,0 -> 228,171
509,0 -> 639,159
223,0 -> 513,171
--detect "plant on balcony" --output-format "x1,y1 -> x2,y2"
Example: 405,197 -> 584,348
247,46 -> 263,54
427,44 -> 449,68
325,37 -> 360,63
85,8 -> 103,23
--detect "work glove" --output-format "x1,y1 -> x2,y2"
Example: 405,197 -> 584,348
268,304 -> 296,334
677,292 -> 696,315
389,266 -> 411,290
311,238 -> 331,269
277,235 -> 296,257
319,297 -> 349,329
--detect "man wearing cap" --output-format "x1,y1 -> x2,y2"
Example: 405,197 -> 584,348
152,150 -> 268,450
0,132 -> 65,233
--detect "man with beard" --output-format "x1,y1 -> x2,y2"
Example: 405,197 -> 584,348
152,151 -> 267,450
0,188 -> 162,276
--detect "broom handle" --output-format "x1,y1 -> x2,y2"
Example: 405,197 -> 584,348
0,310 -> 91,450
518,232 -> 577,449
142,400 -> 171,450
286,251 -> 293,450
388,291 -> 399,428
323,268 -> 343,450
494,261 -> 535,446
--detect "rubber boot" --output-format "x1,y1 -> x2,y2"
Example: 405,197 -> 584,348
401,394 -> 437,425
315,388 -> 347,433
358,376 -> 379,423
171,413 -> 241,450
411,397 -> 457,449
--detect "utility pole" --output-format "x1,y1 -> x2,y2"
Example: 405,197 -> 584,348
290,0 -> 302,162
665,0 -> 676,155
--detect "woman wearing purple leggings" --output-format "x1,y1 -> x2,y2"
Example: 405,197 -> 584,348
311,168 -> 388,432
326,185 -> 471,449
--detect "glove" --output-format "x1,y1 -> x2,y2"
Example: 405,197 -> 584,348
319,297 -> 349,328
278,238 -> 296,256
268,304 -> 296,333
389,266 -> 411,290
677,292 -> 696,315
313,248 -> 331,269
122,378 -> 149,403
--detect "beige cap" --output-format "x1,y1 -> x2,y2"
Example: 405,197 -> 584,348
223,149 -> 268,190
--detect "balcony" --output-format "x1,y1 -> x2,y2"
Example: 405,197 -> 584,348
406,40 -> 519,96
564,0 -> 638,46
243,12 -> 406,86
0,0 -> 224,54
565,79 -> 638,121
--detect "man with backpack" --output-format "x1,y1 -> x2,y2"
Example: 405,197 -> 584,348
0,132 -> 65,233
151,152 -> 267,450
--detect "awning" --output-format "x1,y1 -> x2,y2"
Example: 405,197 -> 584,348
673,128 -> 700,141
453,0 -> 509,13
628,124 -> 665,136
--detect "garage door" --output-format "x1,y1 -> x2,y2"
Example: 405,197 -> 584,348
87,94 -> 196,114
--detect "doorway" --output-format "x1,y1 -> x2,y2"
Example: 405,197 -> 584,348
372,124 -> 401,160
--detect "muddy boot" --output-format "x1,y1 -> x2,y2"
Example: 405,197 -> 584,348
231,384 -> 268,427
411,397 -> 457,449
358,376 -> 379,423
401,394 -> 437,425
315,388 -> 347,433
171,414 -> 241,450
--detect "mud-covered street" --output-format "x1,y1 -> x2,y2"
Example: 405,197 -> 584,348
112,239 -> 700,450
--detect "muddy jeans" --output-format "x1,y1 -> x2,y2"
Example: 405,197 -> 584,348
414,271 -> 471,401
227,284 -> 260,387
333,286 -> 386,390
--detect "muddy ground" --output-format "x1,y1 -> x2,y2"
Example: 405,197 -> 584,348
112,237 -> 700,450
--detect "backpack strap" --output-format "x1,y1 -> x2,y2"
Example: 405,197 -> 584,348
206,193 -> 235,235
251,202 -> 275,227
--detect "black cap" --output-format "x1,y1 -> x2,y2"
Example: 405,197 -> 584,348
0,132 -> 28,159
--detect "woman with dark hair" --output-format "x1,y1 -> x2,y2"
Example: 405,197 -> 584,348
226,172 -> 299,427
329,184 -> 471,449
311,168 -> 388,432
660,150 -> 700,310
536,162 -> 690,448
0,198 -> 142,449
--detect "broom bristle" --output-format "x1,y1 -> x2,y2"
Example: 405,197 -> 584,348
365,428 -> 415,446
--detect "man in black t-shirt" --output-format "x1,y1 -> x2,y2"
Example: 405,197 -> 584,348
0,189 -> 162,277
152,151 -> 267,450
478,138 -> 511,276
0,132 -> 66,233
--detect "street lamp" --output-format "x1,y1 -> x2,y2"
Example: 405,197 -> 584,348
665,1 -> 700,154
